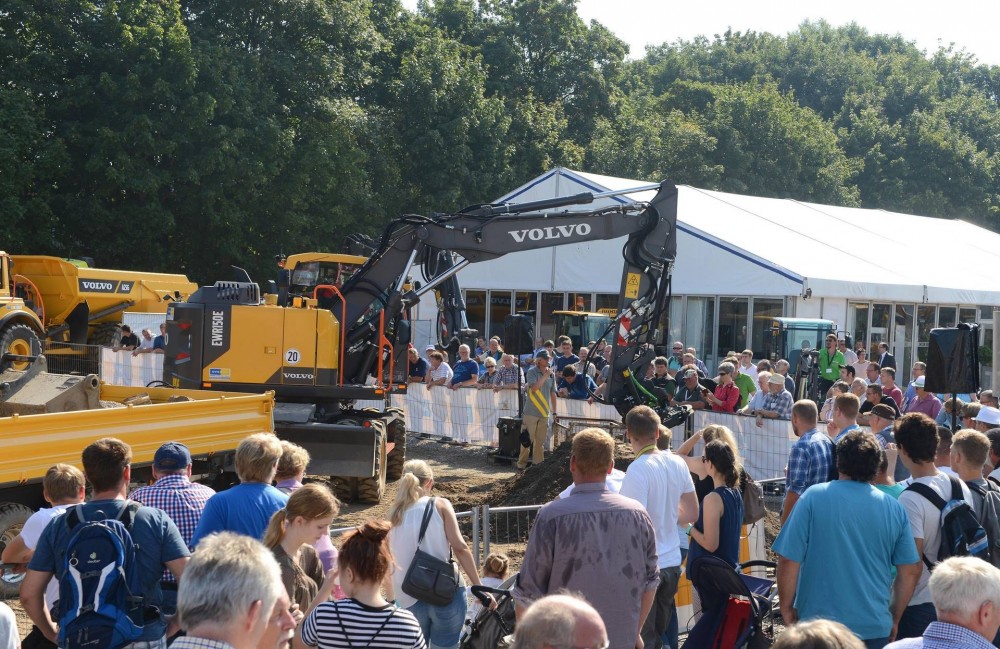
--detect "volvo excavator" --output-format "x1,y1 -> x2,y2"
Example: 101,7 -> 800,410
163,180 -> 684,502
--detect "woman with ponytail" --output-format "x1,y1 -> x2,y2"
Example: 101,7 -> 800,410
686,439 -> 744,577
386,460 -> 492,649
296,520 -> 426,649
264,483 -> 340,614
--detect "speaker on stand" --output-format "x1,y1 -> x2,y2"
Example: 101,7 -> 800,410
925,324 -> 980,429
488,314 -> 535,463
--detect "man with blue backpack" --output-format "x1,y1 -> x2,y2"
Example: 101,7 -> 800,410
20,438 -> 191,649
895,413 -> 980,641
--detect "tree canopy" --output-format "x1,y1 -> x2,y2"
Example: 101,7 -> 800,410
3,2 -> 1000,281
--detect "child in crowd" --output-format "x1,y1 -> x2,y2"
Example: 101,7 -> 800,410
468,552 -> 510,620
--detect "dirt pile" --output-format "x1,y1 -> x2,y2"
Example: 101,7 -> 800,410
488,439 -> 636,506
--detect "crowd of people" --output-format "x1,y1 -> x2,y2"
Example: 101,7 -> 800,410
8,335 -> 1000,649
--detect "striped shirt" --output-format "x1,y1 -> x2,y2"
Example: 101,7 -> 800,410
130,473 -> 215,582
301,599 -> 426,649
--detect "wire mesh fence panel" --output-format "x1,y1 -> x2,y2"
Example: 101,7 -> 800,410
482,505 -> 542,561
43,342 -> 103,377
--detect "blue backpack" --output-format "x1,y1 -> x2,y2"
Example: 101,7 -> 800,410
58,501 -> 145,649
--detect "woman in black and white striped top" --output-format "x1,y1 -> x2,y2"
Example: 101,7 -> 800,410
297,520 -> 425,649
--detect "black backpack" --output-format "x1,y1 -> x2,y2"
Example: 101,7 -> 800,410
906,476 -> 989,569
967,480 -> 1000,570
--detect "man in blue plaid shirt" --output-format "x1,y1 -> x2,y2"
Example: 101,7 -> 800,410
781,400 -> 834,525
131,441 -> 215,615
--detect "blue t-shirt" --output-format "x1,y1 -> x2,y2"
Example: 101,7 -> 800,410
28,499 -> 189,641
450,359 -> 480,385
772,480 -> 918,640
558,375 -> 598,400
190,483 -> 288,548
554,354 -> 580,372
408,357 -> 428,379
152,335 -> 166,350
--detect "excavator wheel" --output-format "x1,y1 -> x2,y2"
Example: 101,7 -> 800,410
0,323 -> 42,372
357,423 -> 387,504
330,476 -> 357,504
88,322 -> 122,348
386,411 -> 407,480
0,502 -> 34,596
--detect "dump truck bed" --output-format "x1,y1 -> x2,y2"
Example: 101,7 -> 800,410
0,385 -> 274,488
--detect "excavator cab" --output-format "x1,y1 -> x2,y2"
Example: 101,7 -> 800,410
552,311 -> 613,349
761,317 -> 837,400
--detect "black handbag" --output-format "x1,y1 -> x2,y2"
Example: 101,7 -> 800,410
400,498 -> 460,606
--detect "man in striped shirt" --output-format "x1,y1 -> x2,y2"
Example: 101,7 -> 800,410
131,441 -> 215,615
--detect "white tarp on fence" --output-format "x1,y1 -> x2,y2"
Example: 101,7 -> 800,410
101,348 -> 164,387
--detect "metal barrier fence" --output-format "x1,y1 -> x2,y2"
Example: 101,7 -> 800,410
42,341 -> 103,377
331,509 -> 481,565
481,504 -> 542,559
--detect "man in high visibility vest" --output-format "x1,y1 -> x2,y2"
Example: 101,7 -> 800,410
518,350 -> 558,471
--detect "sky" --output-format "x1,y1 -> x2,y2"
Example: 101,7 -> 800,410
400,0 -> 1000,66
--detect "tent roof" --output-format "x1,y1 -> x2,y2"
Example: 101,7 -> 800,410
474,167 -> 1000,305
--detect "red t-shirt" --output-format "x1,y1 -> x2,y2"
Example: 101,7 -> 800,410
712,383 -> 740,413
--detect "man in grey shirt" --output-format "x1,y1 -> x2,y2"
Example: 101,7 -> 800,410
513,429 -> 659,649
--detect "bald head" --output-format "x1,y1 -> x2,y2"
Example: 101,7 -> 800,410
513,594 -> 607,649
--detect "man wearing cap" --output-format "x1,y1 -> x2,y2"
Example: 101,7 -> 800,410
757,373 -> 794,423
902,362 -> 926,409
667,342 -> 684,378
869,404 -> 912,483
858,384 -> 901,426
981,390 -> 999,409
131,442 -> 216,615
974,407 -> 1000,433
674,366 -> 708,410
905,376 -> 942,420
518,350 -> 558,471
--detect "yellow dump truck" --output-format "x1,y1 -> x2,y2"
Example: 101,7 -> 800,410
6,253 -> 197,349
0,357 -> 274,596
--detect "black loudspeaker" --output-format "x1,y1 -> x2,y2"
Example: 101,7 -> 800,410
925,324 -> 980,394
503,314 -> 534,356
497,417 -> 523,458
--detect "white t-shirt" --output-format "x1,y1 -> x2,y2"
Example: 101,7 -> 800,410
559,469 -> 625,499
21,504 -> 73,610
899,472 -> 973,606
0,602 -> 18,649
619,451 -> 695,568
388,497 -> 465,609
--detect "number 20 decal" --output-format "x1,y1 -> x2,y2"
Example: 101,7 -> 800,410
285,349 -> 301,364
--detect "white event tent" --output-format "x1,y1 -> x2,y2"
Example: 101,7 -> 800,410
417,167 -> 1000,384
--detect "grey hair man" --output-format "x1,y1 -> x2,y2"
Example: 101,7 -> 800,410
512,593 -> 608,649
176,532 -> 294,649
885,557 -> 1000,647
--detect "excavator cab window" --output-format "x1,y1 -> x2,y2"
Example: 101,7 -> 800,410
289,261 -> 362,298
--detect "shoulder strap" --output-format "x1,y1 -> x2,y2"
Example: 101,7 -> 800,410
416,497 -> 436,547
988,476 -> 1000,489
948,476 -> 965,502
968,481 -> 988,498
116,500 -> 140,531
905,482 -> 948,511
65,504 -> 86,530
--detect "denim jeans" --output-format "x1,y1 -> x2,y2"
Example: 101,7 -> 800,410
407,587 -> 469,649
662,548 -> 688,649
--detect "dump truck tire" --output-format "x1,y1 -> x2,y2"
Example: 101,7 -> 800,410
0,323 -> 42,373
0,502 -> 34,597
357,427 -> 387,504
88,322 -> 122,348
386,413 -> 407,481
330,476 -> 356,503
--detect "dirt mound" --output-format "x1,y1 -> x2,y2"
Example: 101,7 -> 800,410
488,440 -> 636,506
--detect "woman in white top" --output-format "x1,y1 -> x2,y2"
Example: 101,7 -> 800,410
386,460 -> 491,649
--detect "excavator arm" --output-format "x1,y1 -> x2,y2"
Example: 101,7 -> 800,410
335,181 -> 679,417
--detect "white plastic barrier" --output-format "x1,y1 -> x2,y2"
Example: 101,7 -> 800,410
689,411 -> 870,481
390,389 -> 626,444
100,348 -> 164,387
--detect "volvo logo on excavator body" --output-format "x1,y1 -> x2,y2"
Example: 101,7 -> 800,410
507,223 -> 592,243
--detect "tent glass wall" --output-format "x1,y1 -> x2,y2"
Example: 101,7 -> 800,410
719,297 -> 749,357
490,291 -> 512,339
466,290 -> 486,337
684,297 -> 715,367
539,293 -> 564,342
751,299 -> 783,357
